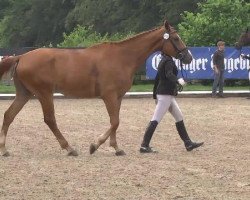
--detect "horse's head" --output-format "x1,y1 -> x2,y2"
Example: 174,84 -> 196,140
161,20 -> 193,64
235,28 -> 250,50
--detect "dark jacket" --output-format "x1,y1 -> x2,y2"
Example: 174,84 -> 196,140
213,49 -> 225,71
153,55 -> 178,99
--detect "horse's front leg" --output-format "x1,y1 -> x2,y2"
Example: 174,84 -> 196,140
108,97 -> 125,156
90,95 -> 125,156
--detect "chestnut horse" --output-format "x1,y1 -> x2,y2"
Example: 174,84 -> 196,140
235,28 -> 250,49
0,21 -> 192,157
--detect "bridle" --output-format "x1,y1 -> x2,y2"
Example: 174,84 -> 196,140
162,30 -> 189,82
163,30 -> 188,61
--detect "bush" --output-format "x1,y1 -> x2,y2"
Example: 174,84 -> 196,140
58,25 -> 134,47
178,0 -> 250,46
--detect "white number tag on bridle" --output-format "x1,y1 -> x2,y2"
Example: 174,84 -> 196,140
163,33 -> 169,40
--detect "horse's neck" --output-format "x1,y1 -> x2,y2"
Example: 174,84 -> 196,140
118,27 -> 165,71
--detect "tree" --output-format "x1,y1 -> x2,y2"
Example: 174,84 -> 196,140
178,0 -> 250,46
157,0 -> 202,28
65,0 -> 144,34
0,0 -> 10,20
65,0 -> 203,35
0,0 -> 76,47
0,0 -> 205,47
0,0 -> 32,47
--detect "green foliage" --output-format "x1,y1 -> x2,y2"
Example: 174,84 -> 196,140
65,0 -> 201,34
0,0 -> 75,47
0,0 -> 32,47
0,0 -> 10,20
58,25 -> 134,47
157,0 -> 202,28
2,0 -> 247,48
65,0 -> 156,34
58,25 -> 107,47
178,0 -> 250,46
0,83 -> 15,93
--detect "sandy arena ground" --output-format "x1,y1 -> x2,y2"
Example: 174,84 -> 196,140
0,97 -> 249,200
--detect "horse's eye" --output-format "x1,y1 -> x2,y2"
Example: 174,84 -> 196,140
174,37 -> 179,41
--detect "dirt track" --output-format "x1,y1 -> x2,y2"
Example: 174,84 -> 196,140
0,98 -> 249,200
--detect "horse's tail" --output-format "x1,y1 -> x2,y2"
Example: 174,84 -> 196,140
0,56 -> 20,80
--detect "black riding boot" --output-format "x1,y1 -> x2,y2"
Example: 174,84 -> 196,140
175,120 -> 204,151
140,120 -> 158,153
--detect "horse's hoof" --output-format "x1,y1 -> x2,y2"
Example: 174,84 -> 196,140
2,151 -> 10,157
115,150 -> 126,156
67,150 -> 78,157
90,143 -> 97,155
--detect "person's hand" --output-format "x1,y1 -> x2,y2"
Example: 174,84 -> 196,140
177,78 -> 186,86
214,66 -> 219,74
177,83 -> 183,92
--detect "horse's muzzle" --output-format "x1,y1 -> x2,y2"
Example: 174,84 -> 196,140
178,49 -> 193,64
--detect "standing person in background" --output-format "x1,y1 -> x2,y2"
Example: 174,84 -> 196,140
139,53 -> 204,153
212,40 -> 225,98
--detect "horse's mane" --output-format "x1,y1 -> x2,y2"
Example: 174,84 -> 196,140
90,26 -> 163,48
115,27 -> 162,44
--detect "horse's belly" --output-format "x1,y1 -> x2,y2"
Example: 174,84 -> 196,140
60,90 -> 97,98
55,79 -> 98,98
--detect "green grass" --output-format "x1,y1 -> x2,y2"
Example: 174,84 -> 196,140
0,84 -> 16,93
0,83 -> 249,94
130,84 -> 249,92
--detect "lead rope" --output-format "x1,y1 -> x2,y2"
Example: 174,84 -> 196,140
177,60 -> 185,92
180,60 -> 188,81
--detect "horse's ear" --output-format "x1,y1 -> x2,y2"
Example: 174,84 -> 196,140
164,20 -> 171,32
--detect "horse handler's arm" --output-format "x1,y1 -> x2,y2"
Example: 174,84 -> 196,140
213,65 -> 219,74
212,53 -> 219,74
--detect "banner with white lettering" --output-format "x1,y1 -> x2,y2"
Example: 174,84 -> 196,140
146,47 -> 250,80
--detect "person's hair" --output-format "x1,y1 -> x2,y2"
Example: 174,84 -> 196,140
217,40 -> 225,46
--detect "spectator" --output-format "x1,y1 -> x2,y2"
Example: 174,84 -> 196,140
212,40 -> 225,98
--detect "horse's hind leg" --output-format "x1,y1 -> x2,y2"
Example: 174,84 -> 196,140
90,95 -> 125,156
0,80 -> 31,156
38,94 -> 78,156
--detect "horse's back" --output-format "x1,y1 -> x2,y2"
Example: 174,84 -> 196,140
16,46 -> 131,98
16,48 -> 116,97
